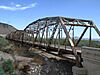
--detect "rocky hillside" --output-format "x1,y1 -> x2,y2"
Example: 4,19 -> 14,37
0,22 -> 17,37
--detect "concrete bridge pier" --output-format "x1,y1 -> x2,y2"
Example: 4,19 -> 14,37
73,46 -> 100,75
72,66 -> 87,75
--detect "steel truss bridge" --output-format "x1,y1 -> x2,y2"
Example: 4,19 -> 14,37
6,16 -> 100,67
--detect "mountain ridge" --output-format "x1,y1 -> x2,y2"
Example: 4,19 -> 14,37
0,22 -> 17,37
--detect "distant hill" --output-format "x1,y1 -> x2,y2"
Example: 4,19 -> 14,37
82,38 -> 100,41
0,22 -> 17,37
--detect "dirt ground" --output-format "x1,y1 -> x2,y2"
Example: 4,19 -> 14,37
0,50 -> 74,75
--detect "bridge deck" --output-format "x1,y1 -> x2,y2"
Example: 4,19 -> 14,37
31,47 -> 76,63
9,39 -> 81,63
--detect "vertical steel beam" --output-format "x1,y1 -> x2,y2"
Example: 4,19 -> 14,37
40,27 -> 45,43
32,29 -> 35,45
72,26 -> 74,44
46,21 -> 48,47
58,25 -> 61,55
34,22 -> 40,42
89,27 -> 91,47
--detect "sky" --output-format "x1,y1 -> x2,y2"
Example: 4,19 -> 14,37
0,0 -> 100,39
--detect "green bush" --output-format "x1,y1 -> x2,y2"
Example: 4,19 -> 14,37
0,59 -> 16,75
78,40 -> 100,48
0,36 -> 14,53
2,59 -> 16,75
0,36 -> 9,48
2,45 -> 13,53
0,65 -> 7,75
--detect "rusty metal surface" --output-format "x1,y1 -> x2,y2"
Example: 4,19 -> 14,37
6,16 -> 100,67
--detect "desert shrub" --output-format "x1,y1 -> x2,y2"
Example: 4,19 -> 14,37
2,59 -> 16,75
2,44 -> 14,53
91,40 -> 100,48
0,36 -> 9,48
0,65 -> 7,75
77,39 -> 100,48
77,40 -> 89,47
0,36 -> 14,53
0,59 -> 16,75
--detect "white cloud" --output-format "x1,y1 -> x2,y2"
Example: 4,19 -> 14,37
0,3 -> 37,11
15,4 -> 21,7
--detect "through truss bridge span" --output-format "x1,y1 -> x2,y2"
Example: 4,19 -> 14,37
6,16 -> 100,67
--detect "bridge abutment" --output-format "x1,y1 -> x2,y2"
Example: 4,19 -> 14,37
72,66 -> 87,75
73,46 -> 100,75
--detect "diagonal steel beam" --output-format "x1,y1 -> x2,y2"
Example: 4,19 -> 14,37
40,23 -> 47,43
59,17 -> 81,67
34,22 -> 40,42
48,24 -> 58,44
75,27 -> 88,47
94,25 -> 100,36
59,18 -> 75,47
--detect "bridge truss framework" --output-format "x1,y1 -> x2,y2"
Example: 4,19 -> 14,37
7,16 -> 100,67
